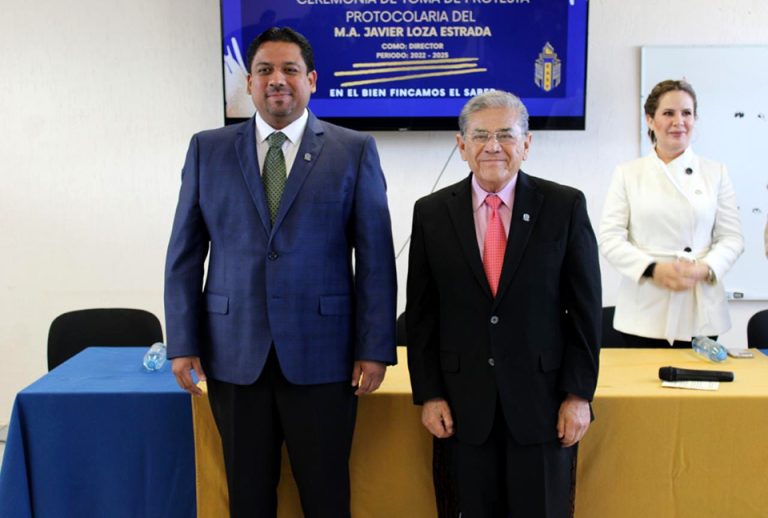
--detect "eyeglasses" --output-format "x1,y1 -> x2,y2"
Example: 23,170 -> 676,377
466,131 -> 521,146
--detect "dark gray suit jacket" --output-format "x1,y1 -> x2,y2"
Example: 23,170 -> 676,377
407,172 -> 601,445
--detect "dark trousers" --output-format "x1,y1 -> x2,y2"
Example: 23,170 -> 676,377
452,404 -> 576,518
620,332 -> 717,349
207,349 -> 357,518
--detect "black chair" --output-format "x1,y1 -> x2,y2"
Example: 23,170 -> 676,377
396,312 -> 407,347
601,306 -> 626,348
747,309 -> 768,349
47,308 -> 163,370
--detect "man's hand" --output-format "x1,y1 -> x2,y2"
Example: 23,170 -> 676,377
422,398 -> 454,439
351,360 -> 386,396
172,356 -> 207,397
557,394 -> 591,447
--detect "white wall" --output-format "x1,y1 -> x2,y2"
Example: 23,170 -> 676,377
0,0 -> 223,420
1,0 -> 766,422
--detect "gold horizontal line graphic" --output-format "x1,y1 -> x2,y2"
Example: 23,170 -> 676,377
340,68 -> 488,88
335,63 -> 478,77
353,57 -> 479,68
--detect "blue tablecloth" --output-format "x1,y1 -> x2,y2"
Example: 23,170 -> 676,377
0,347 -> 195,518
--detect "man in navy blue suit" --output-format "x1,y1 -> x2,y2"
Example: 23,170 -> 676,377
164,27 -> 397,518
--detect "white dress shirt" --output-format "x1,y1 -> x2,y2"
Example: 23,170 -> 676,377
254,109 -> 309,176
598,147 -> 744,342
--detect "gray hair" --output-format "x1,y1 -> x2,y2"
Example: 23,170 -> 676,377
458,90 -> 530,135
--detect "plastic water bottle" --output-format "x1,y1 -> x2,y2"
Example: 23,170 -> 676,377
691,336 -> 727,363
143,342 -> 167,371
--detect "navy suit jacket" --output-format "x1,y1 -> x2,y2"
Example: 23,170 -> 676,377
164,113 -> 397,385
407,172 -> 601,445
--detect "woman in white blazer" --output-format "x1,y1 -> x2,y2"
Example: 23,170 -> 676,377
598,80 -> 744,347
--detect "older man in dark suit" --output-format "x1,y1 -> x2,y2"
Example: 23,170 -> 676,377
407,90 -> 601,517
165,27 -> 397,518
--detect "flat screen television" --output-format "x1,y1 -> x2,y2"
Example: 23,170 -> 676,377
221,0 -> 589,131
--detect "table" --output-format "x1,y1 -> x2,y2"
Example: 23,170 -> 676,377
0,347 -> 196,518
574,348 -> 768,518
195,348 -> 768,517
26,348 -> 759,516
193,347 -> 437,518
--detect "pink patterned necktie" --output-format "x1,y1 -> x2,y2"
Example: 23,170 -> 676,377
483,194 -> 506,297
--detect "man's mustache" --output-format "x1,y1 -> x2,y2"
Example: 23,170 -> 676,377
267,86 -> 291,95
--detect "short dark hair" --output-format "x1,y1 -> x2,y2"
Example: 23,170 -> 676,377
245,27 -> 315,74
644,79 -> 698,143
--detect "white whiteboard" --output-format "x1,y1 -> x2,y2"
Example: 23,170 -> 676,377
641,45 -> 768,300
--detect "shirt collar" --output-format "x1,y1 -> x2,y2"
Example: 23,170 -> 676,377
665,146 -> 695,172
649,146 -> 695,169
471,173 -> 518,212
255,109 -> 309,145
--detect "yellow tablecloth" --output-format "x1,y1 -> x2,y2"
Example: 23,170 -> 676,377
192,348 -> 436,518
574,349 -> 768,518
193,349 -> 768,517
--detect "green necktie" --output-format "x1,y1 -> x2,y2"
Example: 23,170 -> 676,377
263,131 -> 287,222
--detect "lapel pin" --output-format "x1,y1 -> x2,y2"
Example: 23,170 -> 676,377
523,213 -> 530,222
304,153 -> 312,161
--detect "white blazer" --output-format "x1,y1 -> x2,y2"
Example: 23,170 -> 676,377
598,148 -> 744,342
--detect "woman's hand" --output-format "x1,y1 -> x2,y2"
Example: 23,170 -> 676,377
651,260 -> 709,291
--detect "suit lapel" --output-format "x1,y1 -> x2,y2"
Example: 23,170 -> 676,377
271,113 -> 324,232
446,175 -> 493,299
494,171 -> 543,305
235,118 -> 272,233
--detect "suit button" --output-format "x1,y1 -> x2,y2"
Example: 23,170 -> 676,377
488,358 -> 495,367
683,247 -> 692,253
490,316 -> 499,324
268,252 -> 279,260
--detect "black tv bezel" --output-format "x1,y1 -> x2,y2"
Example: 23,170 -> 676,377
219,2 -> 589,132
223,114 -> 586,131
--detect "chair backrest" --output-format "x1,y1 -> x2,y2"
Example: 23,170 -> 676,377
396,312 -> 407,347
746,309 -> 768,349
47,308 -> 163,370
601,306 -> 626,348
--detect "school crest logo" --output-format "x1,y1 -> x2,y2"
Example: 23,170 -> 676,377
534,43 -> 562,92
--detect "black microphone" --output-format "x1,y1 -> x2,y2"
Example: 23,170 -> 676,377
659,366 -> 734,382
